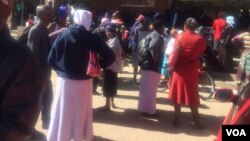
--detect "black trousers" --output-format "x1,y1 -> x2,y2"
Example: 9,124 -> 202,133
41,79 -> 53,126
93,77 -> 98,92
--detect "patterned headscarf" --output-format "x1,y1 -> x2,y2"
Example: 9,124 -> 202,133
73,9 -> 92,31
226,16 -> 235,28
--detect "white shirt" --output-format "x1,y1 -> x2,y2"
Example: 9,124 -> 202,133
106,37 -> 123,72
165,37 -> 175,56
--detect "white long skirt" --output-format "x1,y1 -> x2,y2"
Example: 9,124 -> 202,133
138,70 -> 161,115
47,77 -> 93,141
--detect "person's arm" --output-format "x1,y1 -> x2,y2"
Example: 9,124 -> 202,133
231,32 -> 245,44
0,55 -> 42,140
231,34 -> 240,43
232,33 -> 245,54
47,31 -> 65,71
28,25 -> 50,74
93,35 -> 115,68
149,35 -> 163,62
27,27 -> 41,67
49,27 -> 66,43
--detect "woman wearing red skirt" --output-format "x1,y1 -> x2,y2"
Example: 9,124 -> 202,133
168,17 -> 206,129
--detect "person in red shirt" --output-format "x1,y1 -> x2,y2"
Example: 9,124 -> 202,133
212,11 -> 227,53
25,14 -> 34,27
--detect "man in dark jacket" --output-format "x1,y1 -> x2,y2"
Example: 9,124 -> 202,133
27,5 -> 53,130
0,0 -> 42,140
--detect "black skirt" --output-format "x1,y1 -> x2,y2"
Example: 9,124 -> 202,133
217,46 -> 233,72
103,69 -> 118,97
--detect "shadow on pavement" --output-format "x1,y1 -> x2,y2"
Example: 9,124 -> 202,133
117,77 -> 140,91
96,77 -> 140,91
93,108 -> 225,137
209,71 -> 235,82
93,136 -> 115,141
115,95 -> 210,109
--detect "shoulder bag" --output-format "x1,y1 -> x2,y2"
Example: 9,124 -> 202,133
86,51 -> 101,77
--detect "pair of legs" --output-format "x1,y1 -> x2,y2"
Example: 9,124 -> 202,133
92,77 -> 99,94
133,66 -> 138,82
102,69 -> 117,111
103,96 -> 116,111
212,40 -> 220,58
173,103 -> 204,129
131,48 -> 139,82
41,79 -> 53,129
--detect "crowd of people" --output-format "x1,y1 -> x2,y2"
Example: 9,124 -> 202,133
1,0 -> 250,141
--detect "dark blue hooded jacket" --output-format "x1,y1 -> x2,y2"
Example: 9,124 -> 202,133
48,25 -> 115,80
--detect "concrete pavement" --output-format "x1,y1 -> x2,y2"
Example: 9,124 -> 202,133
9,28 -> 236,140
35,62 -> 235,141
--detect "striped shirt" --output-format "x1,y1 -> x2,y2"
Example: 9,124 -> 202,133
238,32 -> 250,49
237,50 -> 250,83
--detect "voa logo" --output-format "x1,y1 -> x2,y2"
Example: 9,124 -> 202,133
226,129 -> 247,136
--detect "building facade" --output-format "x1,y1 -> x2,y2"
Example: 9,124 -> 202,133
19,0 -> 250,16
10,0 -> 249,28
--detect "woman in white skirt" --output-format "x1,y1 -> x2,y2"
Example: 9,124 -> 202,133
47,9 -> 115,141
138,20 -> 165,116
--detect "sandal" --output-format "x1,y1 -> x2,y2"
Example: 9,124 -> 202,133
190,122 -> 206,129
99,106 -> 111,112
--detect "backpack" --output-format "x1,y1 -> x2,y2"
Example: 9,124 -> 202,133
138,35 -> 154,70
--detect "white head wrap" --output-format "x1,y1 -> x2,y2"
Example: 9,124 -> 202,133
74,9 -> 92,30
226,16 -> 235,28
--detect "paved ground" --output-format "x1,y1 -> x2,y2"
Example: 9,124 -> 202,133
10,28 -> 237,141
34,61 -> 236,141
